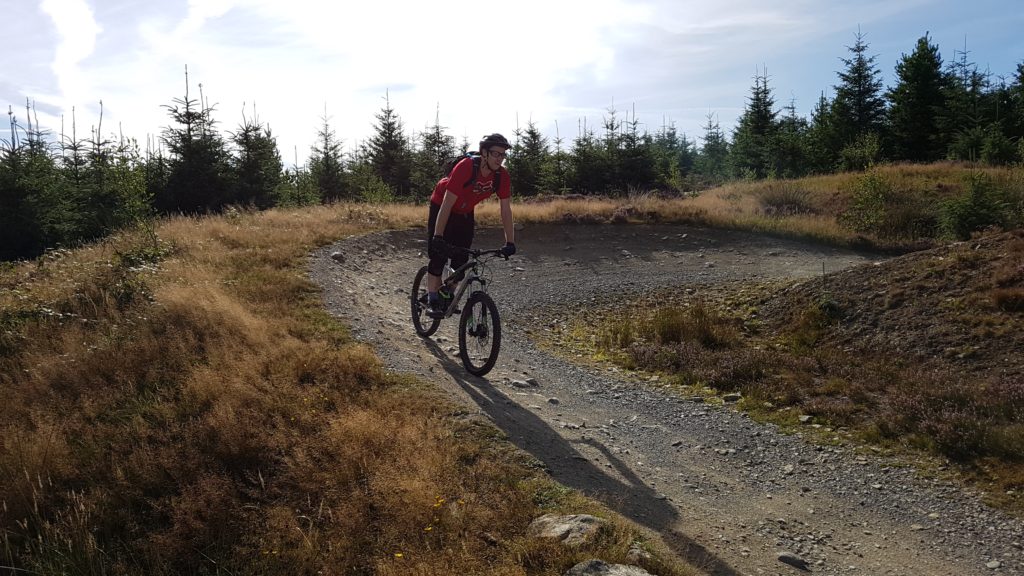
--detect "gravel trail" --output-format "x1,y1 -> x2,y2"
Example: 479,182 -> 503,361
310,223 -> 1024,576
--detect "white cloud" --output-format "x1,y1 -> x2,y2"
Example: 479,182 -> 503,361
221,0 -> 648,152
40,0 -> 102,112
11,0 -> 1020,166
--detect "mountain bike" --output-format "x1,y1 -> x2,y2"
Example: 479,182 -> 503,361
410,247 -> 507,376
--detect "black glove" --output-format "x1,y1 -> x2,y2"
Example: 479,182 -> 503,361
428,235 -> 448,259
500,242 -> 516,257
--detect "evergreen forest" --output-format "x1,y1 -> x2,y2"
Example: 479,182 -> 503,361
3,32 -> 1024,261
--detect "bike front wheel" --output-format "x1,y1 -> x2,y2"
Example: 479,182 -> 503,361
411,266 -> 440,337
458,291 -> 501,376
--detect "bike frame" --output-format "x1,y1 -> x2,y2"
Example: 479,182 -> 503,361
411,246 -> 507,375
438,248 -> 504,318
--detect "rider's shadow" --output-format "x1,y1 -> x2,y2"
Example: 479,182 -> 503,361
419,339 -> 740,576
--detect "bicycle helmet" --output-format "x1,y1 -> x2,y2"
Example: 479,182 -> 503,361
479,133 -> 511,152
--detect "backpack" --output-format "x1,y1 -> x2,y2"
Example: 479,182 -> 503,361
442,152 -> 502,193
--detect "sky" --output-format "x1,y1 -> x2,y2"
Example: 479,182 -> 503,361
2,0 -> 1023,167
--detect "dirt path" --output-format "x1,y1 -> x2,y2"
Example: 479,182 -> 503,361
310,223 -> 1023,576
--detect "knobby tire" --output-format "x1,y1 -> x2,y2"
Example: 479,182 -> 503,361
411,266 -> 440,337
458,291 -> 501,376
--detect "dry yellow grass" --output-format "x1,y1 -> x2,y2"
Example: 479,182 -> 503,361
1,203 -> 695,575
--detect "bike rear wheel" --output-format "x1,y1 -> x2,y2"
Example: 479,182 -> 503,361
411,266 -> 440,337
458,291 -> 501,376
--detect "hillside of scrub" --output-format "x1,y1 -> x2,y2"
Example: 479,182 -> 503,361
757,229 -> 1024,485
507,162 -> 1024,252
758,228 -> 1024,382
539,227 -> 1024,513
674,162 -> 1024,248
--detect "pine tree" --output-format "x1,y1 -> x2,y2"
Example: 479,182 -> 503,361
570,120 -> 610,194
694,112 -> 729,181
420,117 -> 456,169
651,121 -> 684,188
410,107 -> 457,198
985,75 -> 1017,146
980,123 -> 1016,164
59,107 -> 95,235
651,122 -> 692,189
80,118 -> 149,237
805,93 -> 842,172
677,133 -> 696,180
143,138 -> 169,215
1011,64 -> 1024,143
1,107 -> 67,259
730,69 -> 778,178
508,120 -> 547,196
0,121 -> 32,259
274,165 -> 319,207
832,30 -> 886,147
944,42 -> 991,161
886,33 -> 947,162
158,73 -> 232,213
347,148 -> 393,203
600,107 -> 624,193
229,106 -> 283,209
308,110 -> 346,202
618,108 -> 658,192
60,107 -> 89,191
80,114 -> 117,237
539,121 -> 571,195
105,137 -> 151,230
772,101 -> 809,178
366,92 -> 413,198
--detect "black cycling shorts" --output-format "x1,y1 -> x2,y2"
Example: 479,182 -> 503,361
427,202 -> 474,278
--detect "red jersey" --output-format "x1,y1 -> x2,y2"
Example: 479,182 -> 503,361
429,157 -> 511,214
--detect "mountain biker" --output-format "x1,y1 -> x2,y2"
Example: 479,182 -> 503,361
425,133 -> 516,318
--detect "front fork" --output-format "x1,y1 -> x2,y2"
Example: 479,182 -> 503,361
463,278 -> 489,337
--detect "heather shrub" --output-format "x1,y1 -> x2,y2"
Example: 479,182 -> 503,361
881,371 -> 1024,461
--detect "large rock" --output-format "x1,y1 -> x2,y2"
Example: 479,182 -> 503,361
777,551 -> 810,571
564,559 -> 655,575
528,514 -> 608,547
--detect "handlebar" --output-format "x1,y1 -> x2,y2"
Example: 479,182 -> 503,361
447,246 -> 509,260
